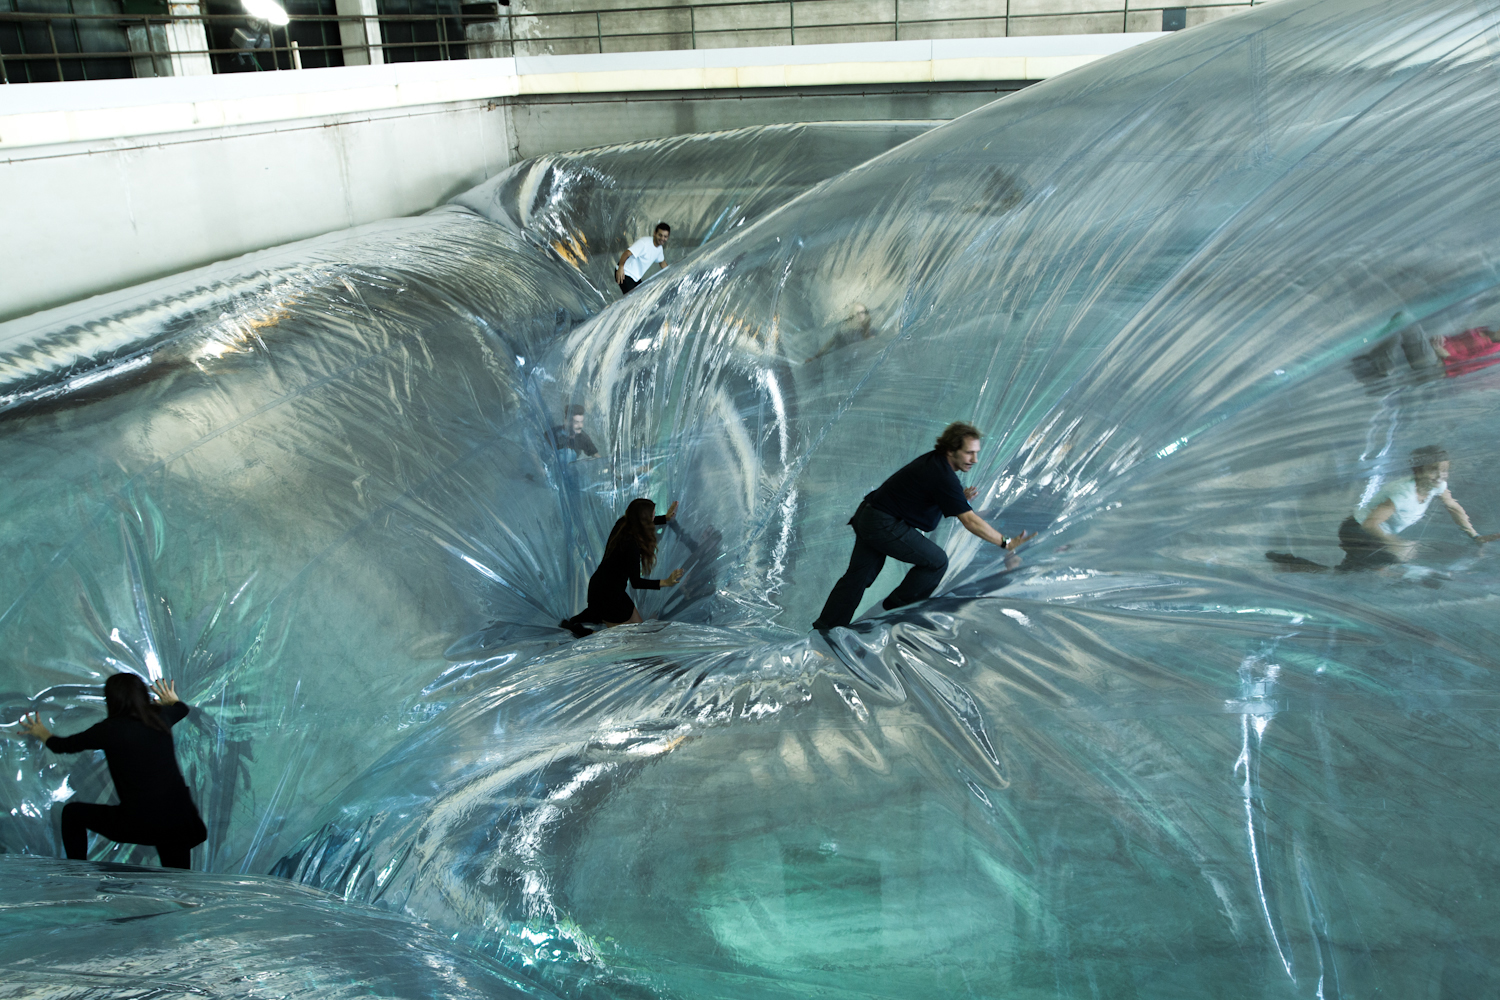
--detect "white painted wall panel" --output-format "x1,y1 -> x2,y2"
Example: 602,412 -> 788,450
1,102 -> 513,322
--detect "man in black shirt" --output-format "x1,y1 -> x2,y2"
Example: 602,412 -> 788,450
550,403 -> 599,459
811,422 -> 1035,630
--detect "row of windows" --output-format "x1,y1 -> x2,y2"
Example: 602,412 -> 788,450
0,0 -> 1218,85
0,0 -> 466,84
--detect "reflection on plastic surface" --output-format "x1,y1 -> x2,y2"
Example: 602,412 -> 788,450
5,0 -> 1500,996
0,856 -> 558,999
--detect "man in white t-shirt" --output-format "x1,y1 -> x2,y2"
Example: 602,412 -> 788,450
615,222 -> 670,295
1336,445 -> 1493,569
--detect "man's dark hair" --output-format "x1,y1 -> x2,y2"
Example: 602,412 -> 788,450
1411,444 -> 1449,470
566,403 -> 586,418
654,222 -> 670,234
935,421 -> 982,455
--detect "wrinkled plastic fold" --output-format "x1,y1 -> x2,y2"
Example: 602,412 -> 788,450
4,3 -> 1500,997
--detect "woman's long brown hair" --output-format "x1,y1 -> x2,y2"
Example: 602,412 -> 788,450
603,498 -> 659,572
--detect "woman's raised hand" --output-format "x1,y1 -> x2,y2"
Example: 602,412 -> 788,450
16,712 -> 51,741
663,568 -> 685,586
664,500 -> 679,521
151,680 -> 180,705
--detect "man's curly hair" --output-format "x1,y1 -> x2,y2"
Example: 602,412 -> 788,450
935,422 -> 982,455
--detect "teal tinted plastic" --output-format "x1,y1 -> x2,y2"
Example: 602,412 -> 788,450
4,4 -> 1500,997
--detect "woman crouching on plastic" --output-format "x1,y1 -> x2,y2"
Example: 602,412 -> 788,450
561,498 -> 685,637
17,673 -> 208,869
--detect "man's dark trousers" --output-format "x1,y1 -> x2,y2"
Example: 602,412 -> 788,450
618,276 -> 640,295
812,502 -> 949,629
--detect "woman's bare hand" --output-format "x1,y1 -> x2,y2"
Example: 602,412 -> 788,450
151,680 -> 180,705
663,568 -> 685,586
664,500 -> 679,521
16,712 -> 51,741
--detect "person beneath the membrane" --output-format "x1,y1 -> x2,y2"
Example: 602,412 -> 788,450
15,673 -> 207,869
811,422 -> 1035,631
1432,326 -> 1500,378
1268,445 -> 1496,571
550,402 -> 599,460
805,302 -> 876,364
615,222 -> 669,295
561,497 -> 686,636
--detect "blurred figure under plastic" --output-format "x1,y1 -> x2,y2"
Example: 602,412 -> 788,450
1351,315 -> 1500,387
805,303 -> 876,363
549,403 -> 599,460
1432,327 -> 1500,377
1268,445 -> 1497,572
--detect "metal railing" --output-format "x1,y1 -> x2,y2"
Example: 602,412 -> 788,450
1,0 -> 1255,84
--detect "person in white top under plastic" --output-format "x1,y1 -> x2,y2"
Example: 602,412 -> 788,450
615,222 -> 670,295
1336,445 -> 1496,569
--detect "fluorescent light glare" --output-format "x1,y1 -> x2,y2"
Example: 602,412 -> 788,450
242,0 -> 289,25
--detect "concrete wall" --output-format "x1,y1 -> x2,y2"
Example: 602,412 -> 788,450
0,61 -> 520,322
511,80 -> 1027,159
503,36 -> 1165,156
502,0 -> 1252,54
0,33 -> 1165,322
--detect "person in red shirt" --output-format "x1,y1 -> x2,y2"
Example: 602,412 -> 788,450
1433,327 -> 1500,377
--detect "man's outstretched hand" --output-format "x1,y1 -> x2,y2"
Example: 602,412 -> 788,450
964,486 -> 979,501
1003,530 -> 1036,551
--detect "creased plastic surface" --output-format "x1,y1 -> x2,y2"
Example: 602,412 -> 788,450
452,121 -> 940,299
0,856 -> 558,999
5,2 -> 1500,997
0,121 -> 914,881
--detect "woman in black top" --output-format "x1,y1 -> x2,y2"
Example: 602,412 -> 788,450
17,673 -> 208,869
562,498 -> 685,636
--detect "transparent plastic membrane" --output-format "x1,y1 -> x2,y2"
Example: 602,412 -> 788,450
4,2 -> 1500,996
0,856 -> 556,998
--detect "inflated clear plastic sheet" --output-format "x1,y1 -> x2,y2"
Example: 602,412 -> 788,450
0,856 -> 558,998
452,121 -> 941,299
5,1 -> 1500,996
0,121 -> 917,880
